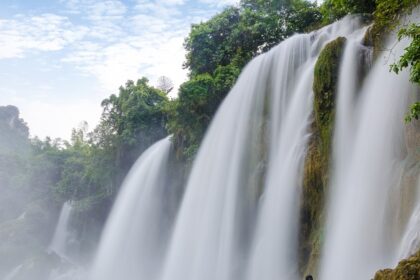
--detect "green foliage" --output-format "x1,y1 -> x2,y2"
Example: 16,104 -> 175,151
319,0 -> 419,28
0,1 -> 333,271
391,24 -> 420,85
241,0 -> 292,10
313,37 -> 346,153
357,0 -> 420,123
318,0 -> 420,53
301,37 -> 346,275
390,24 -> 420,122
405,103 -> 420,122
320,0 -> 376,23
184,1 -> 321,76
55,78 -> 169,205
0,119 -> 68,276
0,77 -> 172,272
173,0 -> 321,159
0,107 -> 62,224
300,126 -> 325,275
166,74 -> 217,158
99,78 -> 168,154
166,65 -> 241,158
184,7 -> 241,76
374,0 -> 420,32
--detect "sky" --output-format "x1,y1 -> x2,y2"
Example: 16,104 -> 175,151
0,0 -> 239,139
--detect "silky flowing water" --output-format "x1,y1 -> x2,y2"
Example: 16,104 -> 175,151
49,202 -> 74,261
87,15 -> 420,280
90,137 -> 175,280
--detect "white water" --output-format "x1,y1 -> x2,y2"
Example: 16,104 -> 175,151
49,201 -> 74,260
399,205 -> 420,259
333,33 -> 368,179
246,39 -> 314,280
320,24 -> 417,280
87,14 -> 420,280
89,137 -> 174,280
160,16 -> 365,280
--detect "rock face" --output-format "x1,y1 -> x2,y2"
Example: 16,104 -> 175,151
405,119 -> 420,161
301,21 -> 420,277
397,119 -> 420,234
374,250 -> 420,280
0,199 -> 58,279
371,66 -> 420,279
299,37 -> 347,275
313,36 -> 347,155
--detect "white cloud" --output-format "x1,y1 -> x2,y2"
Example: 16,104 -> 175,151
60,0 -> 127,19
63,32 -> 188,94
198,0 -> 239,7
0,14 -> 88,59
60,0 -> 126,41
0,0 -> 234,138
60,0 -> 193,93
0,0 -> 217,92
157,0 -> 186,6
86,0 -> 127,22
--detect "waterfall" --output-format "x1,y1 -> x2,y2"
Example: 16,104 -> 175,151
319,21 -> 417,280
90,137 -> 175,280
160,16 -> 365,280
399,205 -> 420,259
49,201 -> 74,260
333,34 -> 368,179
87,14 -> 420,280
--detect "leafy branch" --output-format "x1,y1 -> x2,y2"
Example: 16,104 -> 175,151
390,23 -> 420,122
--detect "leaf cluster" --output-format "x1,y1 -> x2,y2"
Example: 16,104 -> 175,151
171,0 -> 321,159
320,0 -> 376,24
391,24 -> 420,122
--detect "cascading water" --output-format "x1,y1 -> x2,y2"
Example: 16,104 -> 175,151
89,137 -> 176,280
332,32 -> 369,180
160,16 -> 366,280
49,201 -> 74,260
87,14 -> 420,280
319,20 -> 418,280
247,19 -> 369,280
245,36 -> 320,280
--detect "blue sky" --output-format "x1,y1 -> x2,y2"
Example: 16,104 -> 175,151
0,0 -> 238,139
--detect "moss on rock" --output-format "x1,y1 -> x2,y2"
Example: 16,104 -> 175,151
373,250 -> 420,280
313,37 -> 346,159
299,37 -> 347,276
299,122 -> 325,275
364,0 -> 420,59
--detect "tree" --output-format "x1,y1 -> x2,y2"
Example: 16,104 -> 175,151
97,78 -> 169,175
156,76 -> 174,94
54,77 -> 170,216
320,0 -> 376,23
184,1 -> 321,77
240,0 -> 293,11
170,0 -> 321,159
391,24 -> 420,122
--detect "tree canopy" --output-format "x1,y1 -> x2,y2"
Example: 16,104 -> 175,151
2,0 -> 420,264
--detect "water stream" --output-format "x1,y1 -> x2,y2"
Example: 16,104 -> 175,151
87,15 -> 419,280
